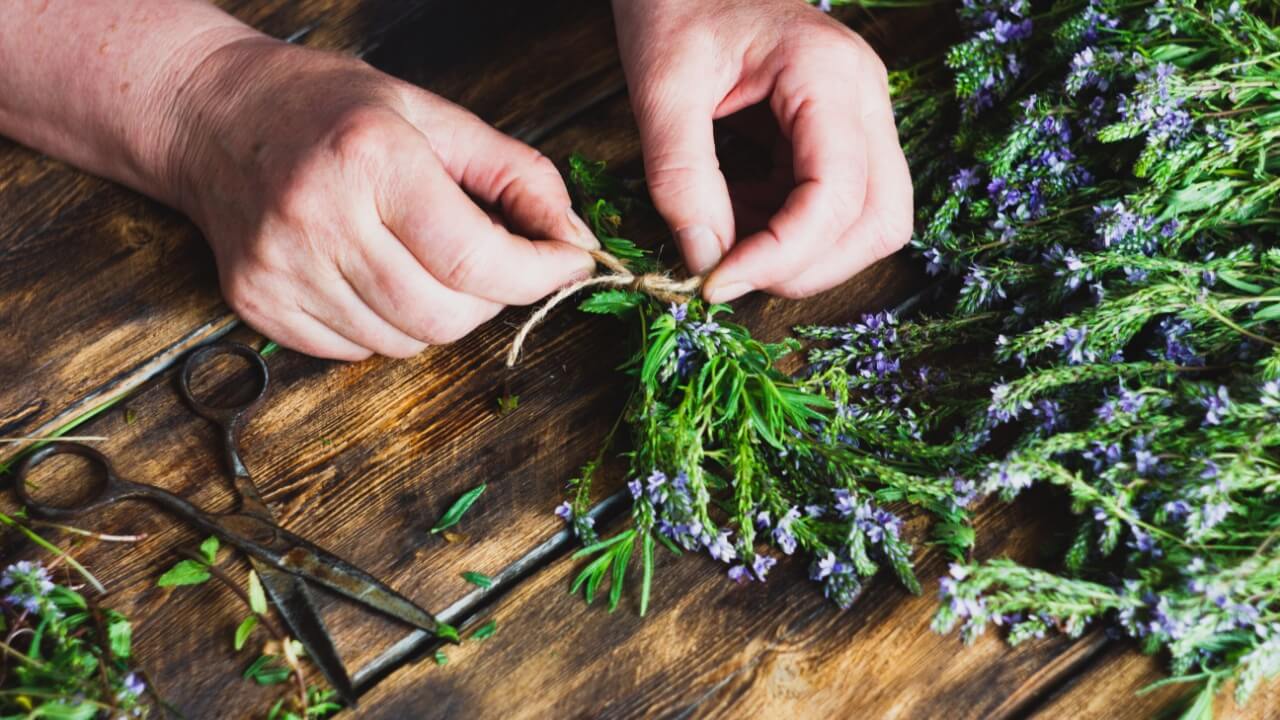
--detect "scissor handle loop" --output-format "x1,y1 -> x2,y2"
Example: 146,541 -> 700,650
178,342 -> 270,428
14,442 -> 157,521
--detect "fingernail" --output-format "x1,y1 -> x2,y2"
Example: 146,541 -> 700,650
565,208 -> 601,251
676,225 -> 724,274
704,280 -> 752,305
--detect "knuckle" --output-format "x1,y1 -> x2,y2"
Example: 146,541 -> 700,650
438,242 -> 482,292
327,106 -> 395,164
417,312 -> 475,345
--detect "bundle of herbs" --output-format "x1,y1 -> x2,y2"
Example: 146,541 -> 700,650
549,0 -> 1280,715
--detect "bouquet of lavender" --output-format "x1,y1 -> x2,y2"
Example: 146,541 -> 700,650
549,0 -> 1279,715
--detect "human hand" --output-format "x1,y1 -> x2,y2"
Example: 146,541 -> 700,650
612,0 -> 912,303
170,39 -> 598,360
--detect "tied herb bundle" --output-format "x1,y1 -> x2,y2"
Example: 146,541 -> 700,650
553,157 -> 969,614
547,0 -> 1280,714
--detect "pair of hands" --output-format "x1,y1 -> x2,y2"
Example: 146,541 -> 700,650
175,0 -> 911,360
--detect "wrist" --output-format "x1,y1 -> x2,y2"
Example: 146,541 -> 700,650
141,27 -> 270,213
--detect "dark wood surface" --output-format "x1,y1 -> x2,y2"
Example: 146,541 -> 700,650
0,0 -> 1229,718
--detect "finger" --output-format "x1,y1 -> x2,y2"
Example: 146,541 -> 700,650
339,219 -> 504,345
375,121 -> 597,306
244,309 -> 373,362
703,70 -> 871,303
296,269 -> 429,359
405,99 -> 598,251
631,65 -> 736,273
767,100 -> 912,298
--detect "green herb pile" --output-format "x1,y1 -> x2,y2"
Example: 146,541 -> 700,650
554,0 -> 1280,715
0,550 -> 147,719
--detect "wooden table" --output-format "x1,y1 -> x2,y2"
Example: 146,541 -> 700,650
1,1 -> 1270,717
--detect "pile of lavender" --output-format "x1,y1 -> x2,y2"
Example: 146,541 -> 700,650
554,0 -> 1279,714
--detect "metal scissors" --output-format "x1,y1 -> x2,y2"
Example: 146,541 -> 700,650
15,342 -> 454,706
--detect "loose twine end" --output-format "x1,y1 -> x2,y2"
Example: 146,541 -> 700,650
505,248 -> 703,367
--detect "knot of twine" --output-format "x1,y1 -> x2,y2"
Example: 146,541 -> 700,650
505,248 -> 703,367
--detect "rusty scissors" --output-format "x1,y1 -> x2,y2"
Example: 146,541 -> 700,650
15,342 -> 454,706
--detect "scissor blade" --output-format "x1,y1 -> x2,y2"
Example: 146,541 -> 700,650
214,514 -> 449,639
276,540 -> 444,635
252,559 -> 357,707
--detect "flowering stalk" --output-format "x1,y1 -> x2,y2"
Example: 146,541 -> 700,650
0,559 -> 150,717
555,0 -> 1280,715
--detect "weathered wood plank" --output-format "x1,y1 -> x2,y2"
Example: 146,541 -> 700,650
1030,642 -> 1280,720
354,494 -> 1100,719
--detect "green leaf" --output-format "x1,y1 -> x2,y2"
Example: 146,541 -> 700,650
22,702 -> 98,720
1218,271 -> 1265,295
639,531 -> 654,617
199,536 -> 220,564
1252,303 -> 1280,322
434,650 -> 448,666
435,622 -> 459,643
461,571 -> 493,589
608,535 -> 634,612
579,289 -> 645,316
244,654 -> 292,685
472,619 -> 497,640
156,559 -> 211,587
247,570 -> 268,615
107,611 -> 132,659
234,615 -> 259,651
431,484 -> 487,533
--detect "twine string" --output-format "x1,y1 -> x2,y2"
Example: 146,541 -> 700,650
505,248 -> 703,367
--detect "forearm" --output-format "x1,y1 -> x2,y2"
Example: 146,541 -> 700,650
0,1 -> 262,207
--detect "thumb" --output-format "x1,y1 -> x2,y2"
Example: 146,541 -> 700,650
632,76 -> 736,274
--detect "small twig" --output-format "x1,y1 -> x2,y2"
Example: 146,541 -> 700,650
174,548 -> 308,715
0,435 -> 108,444
89,605 -> 119,718
29,520 -> 147,543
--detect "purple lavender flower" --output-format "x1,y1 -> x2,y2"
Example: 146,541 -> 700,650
727,565 -> 750,583
1201,500 -> 1231,531
751,554 -> 777,581
811,552 -> 840,581
646,469 -> 669,503
833,489 -> 857,518
1055,326 -> 1093,365
1260,380 -> 1280,411
773,507 -> 801,555
554,502 -> 572,521
1031,399 -> 1064,433
1201,385 -> 1232,425
951,167 -> 981,193
121,672 -> 146,699
706,530 -> 737,563
627,479 -> 642,499
755,510 -> 772,529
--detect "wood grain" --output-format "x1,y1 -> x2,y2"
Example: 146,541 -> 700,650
355,494 -> 1100,719
1031,641 -> 1279,720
